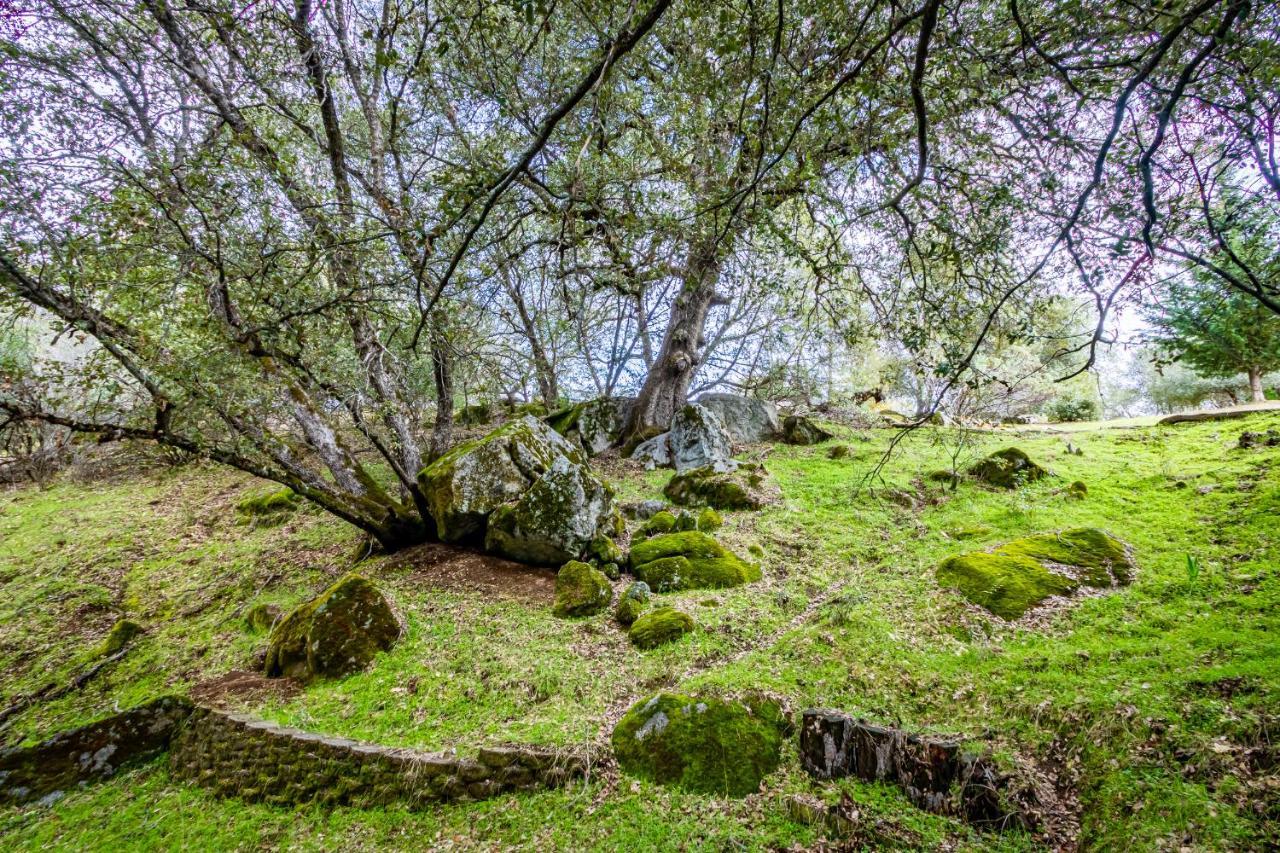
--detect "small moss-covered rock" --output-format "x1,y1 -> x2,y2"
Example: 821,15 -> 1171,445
611,693 -> 787,796
827,444 -> 851,459
673,509 -> 698,531
552,560 -> 612,618
782,415 -> 833,445
629,531 -> 760,591
615,583 -> 651,626
265,574 -> 400,681
967,447 -> 1047,488
696,507 -> 723,531
235,488 -> 299,524
244,604 -> 282,634
588,533 -> 624,565
664,463 -> 774,510
1068,480 -> 1088,499
599,561 -> 621,580
100,619 -> 142,656
640,510 -> 677,537
629,607 -> 694,649
937,528 -> 1134,618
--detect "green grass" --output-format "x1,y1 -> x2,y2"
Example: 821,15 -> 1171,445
2,413 -> 1278,850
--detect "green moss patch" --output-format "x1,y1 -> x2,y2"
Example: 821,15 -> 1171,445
99,619 -> 142,656
628,532 -> 761,592
235,488 -> 299,524
611,693 -> 787,796
629,607 -> 694,649
937,528 -> 1134,618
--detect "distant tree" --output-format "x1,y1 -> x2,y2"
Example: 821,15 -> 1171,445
1148,282 -> 1280,403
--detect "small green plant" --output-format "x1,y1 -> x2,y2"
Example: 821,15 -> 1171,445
1185,553 -> 1201,589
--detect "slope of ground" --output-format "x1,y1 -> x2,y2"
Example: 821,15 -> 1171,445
1,414 -> 1277,850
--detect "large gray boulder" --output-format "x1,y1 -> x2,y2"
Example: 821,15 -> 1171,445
696,393 -> 780,442
485,455 -> 622,566
417,416 -> 581,542
669,404 -> 736,473
547,397 -> 636,456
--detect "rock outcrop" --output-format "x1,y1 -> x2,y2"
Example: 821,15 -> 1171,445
695,393 -> 781,442
264,574 -> 400,681
669,404 -> 736,473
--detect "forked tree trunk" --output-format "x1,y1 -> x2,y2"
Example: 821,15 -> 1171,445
1248,366 -> 1266,403
624,240 -> 723,442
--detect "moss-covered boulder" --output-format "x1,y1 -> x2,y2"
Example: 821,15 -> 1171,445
417,415 -> 581,543
264,574 -> 400,681
615,581 -> 651,626
782,415 -> 832,445
663,462 -> 775,510
546,397 -> 635,456
696,507 -> 723,532
99,619 -> 142,656
1068,480 -> 1088,499
937,528 -> 1134,619
640,510 -> 677,537
967,447 -> 1047,488
629,531 -> 761,591
484,455 -> 622,566
235,488 -> 300,526
611,693 -> 788,796
629,607 -> 695,649
552,560 -> 612,618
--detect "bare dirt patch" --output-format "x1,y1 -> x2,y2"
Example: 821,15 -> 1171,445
190,669 -> 301,708
389,542 -> 556,602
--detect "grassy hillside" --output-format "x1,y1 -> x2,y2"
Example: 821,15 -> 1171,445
2,415 -> 1277,850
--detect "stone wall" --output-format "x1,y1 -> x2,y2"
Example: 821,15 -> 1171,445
0,696 -> 193,806
799,709 -> 1030,831
169,707 -> 590,808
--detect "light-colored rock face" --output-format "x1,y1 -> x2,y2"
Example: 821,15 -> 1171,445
669,404 -> 736,474
577,397 -> 636,455
417,416 -> 581,542
630,432 -> 671,470
485,455 -> 620,566
696,394 -> 780,443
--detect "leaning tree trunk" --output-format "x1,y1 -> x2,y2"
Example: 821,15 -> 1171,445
623,241 -> 723,443
1248,367 -> 1267,402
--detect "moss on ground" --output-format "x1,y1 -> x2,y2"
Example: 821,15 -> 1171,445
3,414 -> 1279,849
936,552 -> 1079,619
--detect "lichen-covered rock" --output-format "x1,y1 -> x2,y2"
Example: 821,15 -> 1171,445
630,431 -> 672,470
484,455 -> 622,565
629,607 -> 695,649
967,447 -> 1047,488
546,397 -> 635,455
696,507 -> 723,532
782,415 -> 833,445
629,531 -> 761,591
695,394 -> 781,443
669,404 -> 736,473
264,574 -> 400,681
552,560 -> 612,618
937,528 -> 1133,618
663,462 -> 775,510
417,416 -> 582,543
611,693 -> 787,796
98,618 -> 142,656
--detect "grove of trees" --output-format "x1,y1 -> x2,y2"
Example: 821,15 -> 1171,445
2,0 -> 1278,548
